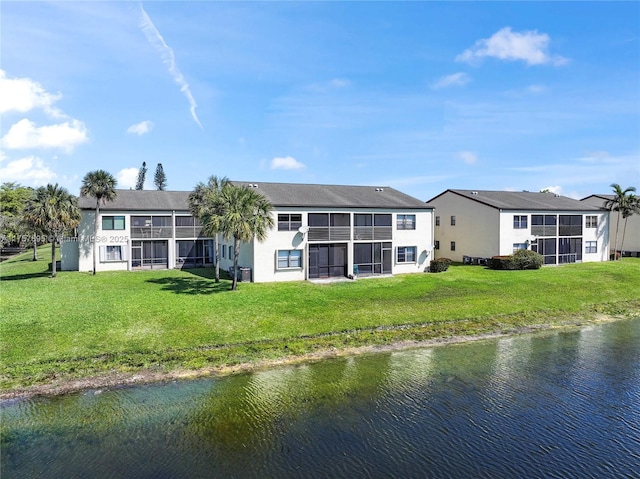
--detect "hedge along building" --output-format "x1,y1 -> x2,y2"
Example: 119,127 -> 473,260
426,189 -> 610,265
62,182 -> 435,282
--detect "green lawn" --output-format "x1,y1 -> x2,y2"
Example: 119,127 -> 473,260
1,246 -> 639,391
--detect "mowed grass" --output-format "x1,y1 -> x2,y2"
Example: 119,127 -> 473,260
1,246 -> 639,391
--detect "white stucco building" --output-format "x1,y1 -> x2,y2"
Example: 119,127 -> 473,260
427,189 -> 610,265
62,182 -> 435,282
581,194 -> 640,257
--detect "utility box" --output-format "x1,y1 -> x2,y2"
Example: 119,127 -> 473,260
229,266 -> 252,282
240,267 -> 252,282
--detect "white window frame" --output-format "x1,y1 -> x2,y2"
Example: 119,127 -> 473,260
586,216 -> 598,228
396,246 -> 417,263
396,214 -> 416,230
276,250 -> 302,269
99,245 -> 126,262
585,241 -> 597,254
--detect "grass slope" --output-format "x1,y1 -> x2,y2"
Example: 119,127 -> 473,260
1,246 -> 639,392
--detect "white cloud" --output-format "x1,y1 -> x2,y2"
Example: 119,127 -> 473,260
456,27 -> 568,66
127,120 -> 154,135
305,78 -> 352,93
432,72 -> 471,90
0,70 -> 63,117
139,5 -> 203,129
0,155 -> 57,185
458,151 -> 478,165
1,118 -> 88,152
116,167 -> 139,189
270,156 -> 305,170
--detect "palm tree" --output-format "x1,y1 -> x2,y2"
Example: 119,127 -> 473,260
23,184 -> 80,278
619,193 -> 639,256
603,184 -> 636,260
217,184 -> 274,290
188,176 -> 230,282
80,170 -> 118,274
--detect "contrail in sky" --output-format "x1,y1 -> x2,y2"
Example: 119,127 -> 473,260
138,4 -> 203,129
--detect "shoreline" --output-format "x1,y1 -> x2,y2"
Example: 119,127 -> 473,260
1,314 -> 630,402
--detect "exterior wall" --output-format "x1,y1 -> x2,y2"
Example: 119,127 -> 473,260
60,239 -> 79,271
231,207 -> 433,283
430,191 -> 610,264
499,210 -> 609,263
431,192 -> 500,262
581,196 -> 640,255
582,212 -> 610,262
76,211 -> 129,272
65,205 -> 433,282
66,209 -> 213,273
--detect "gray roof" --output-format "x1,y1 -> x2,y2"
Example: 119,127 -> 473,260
79,182 -> 432,211
78,189 -> 191,211
427,189 -> 602,212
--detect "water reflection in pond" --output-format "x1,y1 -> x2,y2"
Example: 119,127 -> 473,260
2,318 -> 639,478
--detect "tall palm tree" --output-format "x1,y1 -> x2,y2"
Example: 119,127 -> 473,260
217,184 -> 274,290
23,184 -> 80,278
619,193 -> 639,256
80,170 -> 118,274
188,176 -> 230,282
603,184 -> 636,260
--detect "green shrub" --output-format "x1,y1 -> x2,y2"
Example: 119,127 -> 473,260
512,249 -> 543,269
490,255 -> 517,270
490,250 -> 543,270
429,258 -> 452,273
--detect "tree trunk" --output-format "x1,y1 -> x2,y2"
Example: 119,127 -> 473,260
613,211 -> 621,260
232,237 -> 239,291
620,217 -> 628,257
93,202 -> 100,274
214,234 -> 220,283
50,240 -> 57,278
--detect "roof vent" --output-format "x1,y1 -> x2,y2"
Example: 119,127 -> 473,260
375,187 -> 385,192
554,194 -> 560,197
470,191 -> 478,195
247,183 -> 259,188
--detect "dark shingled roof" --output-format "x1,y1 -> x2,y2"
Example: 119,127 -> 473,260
79,182 -> 432,211
427,189 -> 602,211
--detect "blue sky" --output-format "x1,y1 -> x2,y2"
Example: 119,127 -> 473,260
1,1 -> 638,201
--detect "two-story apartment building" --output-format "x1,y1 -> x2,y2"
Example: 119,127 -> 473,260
581,194 -> 640,257
62,182 -> 435,282
427,189 -> 609,264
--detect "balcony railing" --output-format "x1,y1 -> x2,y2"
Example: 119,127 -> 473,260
353,226 -> 392,241
531,225 -> 557,237
308,226 -> 351,242
131,226 -> 173,239
175,226 -> 205,238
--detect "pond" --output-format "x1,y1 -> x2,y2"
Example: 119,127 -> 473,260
2,318 -> 639,478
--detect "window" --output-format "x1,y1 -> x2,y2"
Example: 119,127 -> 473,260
586,216 -> 598,228
451,216 -> 456,226
278,214 -> 303,231
397,246 -> 417,263
434,240 -> 440,250
450,241 -> 456,251
396,214 -> 416,230
531,214 -> 557,237
277,250 -> 302,269
175,216 -> 195,227
513,243 -> 527,252
102,216 -> 125,230
559,215 -> 582,236
100,245 -> 123,262
513,215 -> 528,229
435,216 -> 440,226
586,241 -> 597,254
